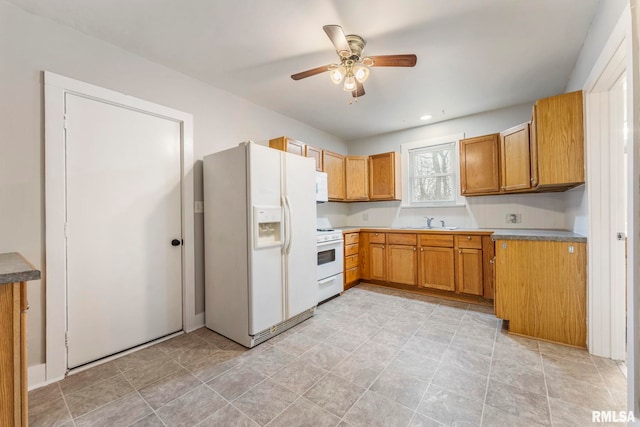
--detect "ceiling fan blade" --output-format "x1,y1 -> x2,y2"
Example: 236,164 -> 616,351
291,64 -> 333,80
368,54 -> 417,67
352,81 -> 365,98
323,25 -> 352,57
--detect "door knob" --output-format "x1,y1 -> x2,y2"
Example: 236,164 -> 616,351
171,239 -> 182,246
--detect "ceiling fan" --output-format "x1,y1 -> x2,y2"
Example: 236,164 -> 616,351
291,25 -> 417,98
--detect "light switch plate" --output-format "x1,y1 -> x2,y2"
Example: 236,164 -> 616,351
195,201 -> 204,213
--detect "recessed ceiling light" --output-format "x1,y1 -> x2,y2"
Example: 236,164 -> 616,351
420,114 -> 432,121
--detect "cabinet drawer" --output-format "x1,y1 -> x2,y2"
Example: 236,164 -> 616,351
345,243 -> 359,256
345,254 -> 358,270
388,233 -> 417,245
420,234 -> 454,248
369,232 -> 386,243
345,266 -> 359,283
344,233 -> 359,245
456,235 -> 483,249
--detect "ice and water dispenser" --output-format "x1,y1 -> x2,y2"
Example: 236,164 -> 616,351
253,206 -> 282,249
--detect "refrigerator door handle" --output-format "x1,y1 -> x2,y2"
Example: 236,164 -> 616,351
280,195 -> 289,252
284,196 -> 293,254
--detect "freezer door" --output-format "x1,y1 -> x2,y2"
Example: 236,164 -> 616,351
248,143 -> 285,334
283,152 -> 319,317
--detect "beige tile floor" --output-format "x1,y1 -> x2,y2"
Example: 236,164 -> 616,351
28,283 -> 627,426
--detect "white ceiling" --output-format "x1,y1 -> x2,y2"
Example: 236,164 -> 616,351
9,0 -> 600,140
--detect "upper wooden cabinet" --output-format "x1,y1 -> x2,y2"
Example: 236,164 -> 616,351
345,156 -> 369,201
500,123 -> 532,192
459,134 -> 501,196
305,145 -> 323,171
533,90 -> 584,189
269,136 -> 305,156
369,152 -> 401,200
322,150 -> 346,201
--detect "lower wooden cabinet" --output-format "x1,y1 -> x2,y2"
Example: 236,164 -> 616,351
494,239 -> 586,347
419,246 -> 455,291
387,234 -> 417,286
456,248 -> 483,295
0,281 -> 28,427
344,232 -> 360,290
369,243 -> 387,281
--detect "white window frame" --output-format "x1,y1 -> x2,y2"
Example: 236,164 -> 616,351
401,133 -> 466,207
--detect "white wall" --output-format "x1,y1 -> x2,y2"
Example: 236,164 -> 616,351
0,0 -> 347,366
345,102 -> 569,229
562,0 -> 630,234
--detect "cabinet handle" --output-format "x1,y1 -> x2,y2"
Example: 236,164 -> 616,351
458,249 -> 462,254
375,233 -> 378,236
467,236 -> 471,240
489,258 -> 494,264
462,189 -> 466,193
382,245 -> 385,249
413,247 -> 416,251
420,248 -> 424,252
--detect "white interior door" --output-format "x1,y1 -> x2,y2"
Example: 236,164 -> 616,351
65,93 -> 183,368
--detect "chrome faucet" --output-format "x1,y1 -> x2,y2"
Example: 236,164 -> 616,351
425,217 -> 434,228
440,220 -> 446,228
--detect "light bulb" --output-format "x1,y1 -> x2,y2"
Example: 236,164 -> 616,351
329,67 -> 345,84
354,66 -> 369,83
343,75 -> 356,91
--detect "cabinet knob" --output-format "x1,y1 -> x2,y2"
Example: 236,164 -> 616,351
467,236 -> 471,240
382,245 -> 385,249
458,249 -> 462,254
420,248 -> 424,252
462,189 -> 466,193
413,247 -> 416,251
375,233 -> 378,236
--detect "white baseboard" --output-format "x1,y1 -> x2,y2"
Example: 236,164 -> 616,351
28,363 -> 48,391
186,312 -> 205,332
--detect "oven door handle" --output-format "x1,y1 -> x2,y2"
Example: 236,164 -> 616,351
317,240 -> 343,248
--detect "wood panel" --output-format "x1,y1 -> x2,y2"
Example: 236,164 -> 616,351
459,134 -> 501,195
345,244 -> 359,257
534,90 -> 584,188
387,233 -> 417,245
0,282 -> 23,427
345,156 -> 369,200
305,145 -> 323,171
495,240 -> 587,347
359,232 -> 371,280
456,249 -> 483,295
344,232 -> 359,245
418,247 -> 455,291
455,235 -> 482,249
388,245 -> 417,286
269,136 -> 305,156
419,234 -> 454,248
345,254 -> 358,270
345,267 -> 359,284
322,150 -> 346,201
369,232 -> 386,244
500,122 -> 532,191
482,236 -> 495,300
369,243 -> 387,281
369,152 -> 401,200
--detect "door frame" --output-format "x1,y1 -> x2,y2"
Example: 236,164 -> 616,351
44,71 -> 196,382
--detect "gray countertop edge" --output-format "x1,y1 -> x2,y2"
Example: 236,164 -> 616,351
334,226 -> 587,242
0,252 -> 41,285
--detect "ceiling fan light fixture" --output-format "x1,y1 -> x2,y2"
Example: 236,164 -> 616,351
329,66 -> 346,84
343,75 -> 356,92
354,65 -> 369,83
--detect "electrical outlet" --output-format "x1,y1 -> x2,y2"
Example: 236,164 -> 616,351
195,201 -> 204,213
362,213 -> 369,221
506,213 -> 521,223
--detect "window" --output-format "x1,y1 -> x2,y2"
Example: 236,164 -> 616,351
401,133 -> 465,207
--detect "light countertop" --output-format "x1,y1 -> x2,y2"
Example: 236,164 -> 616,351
0,253 -> 41,284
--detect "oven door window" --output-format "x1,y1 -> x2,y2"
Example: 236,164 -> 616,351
318,248 -> 336,266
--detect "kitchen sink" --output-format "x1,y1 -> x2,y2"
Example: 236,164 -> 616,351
400,226 -> 458,230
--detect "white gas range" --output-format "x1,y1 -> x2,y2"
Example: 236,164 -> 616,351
316,227 -> 344,303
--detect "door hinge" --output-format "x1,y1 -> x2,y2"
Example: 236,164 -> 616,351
64,222 -> 69,238
65,331 -> 69,348
63,114 -> 68,130
617,232 -> 626,241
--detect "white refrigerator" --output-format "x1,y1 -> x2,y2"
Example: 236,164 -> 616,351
203,142 -> 318,347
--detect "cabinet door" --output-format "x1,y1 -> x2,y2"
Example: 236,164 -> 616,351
388,245 -> 417,285
369,152 -> 400,200
345,156 -> 369,200
419,246 -> 455,291
359,233 -> 371,280
534,90 -> 584,188
459,134 -> 501,195
305,145 -> 323,171
322,150 -> 346,201
500,123 -> 532,191
456,248 -> 483,295
269,136 -> 305,156
369,243 -> 387,281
